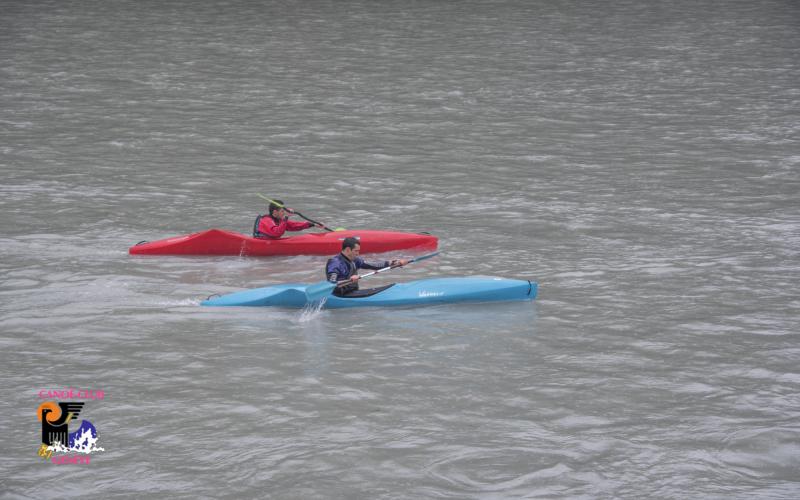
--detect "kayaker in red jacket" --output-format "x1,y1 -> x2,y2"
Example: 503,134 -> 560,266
253,200 -> 322,239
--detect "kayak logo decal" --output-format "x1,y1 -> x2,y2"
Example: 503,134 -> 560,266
418,291 -> 444,298
36,388 -> 105,465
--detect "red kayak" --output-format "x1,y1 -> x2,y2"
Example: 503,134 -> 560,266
129,229 -> 438,256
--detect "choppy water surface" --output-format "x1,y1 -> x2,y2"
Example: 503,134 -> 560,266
2,0 -> 799,498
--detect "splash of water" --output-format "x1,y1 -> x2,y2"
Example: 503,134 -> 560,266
298,297 -> 327,322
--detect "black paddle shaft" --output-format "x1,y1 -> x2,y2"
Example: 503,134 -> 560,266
287,209 -> 333,232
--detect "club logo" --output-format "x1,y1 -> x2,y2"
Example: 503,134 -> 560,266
36,388 -> 105,464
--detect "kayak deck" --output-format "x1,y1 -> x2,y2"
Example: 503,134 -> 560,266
130,228 -> 438,256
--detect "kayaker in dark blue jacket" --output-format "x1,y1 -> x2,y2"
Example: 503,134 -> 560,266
326,237 -> 408,297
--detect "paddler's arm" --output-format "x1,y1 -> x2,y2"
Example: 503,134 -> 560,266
326,261 -> 340,283
259,216 -> 288,238
285,219 -> 314,231
356,258 -> 409,270
355,257 -> 390,271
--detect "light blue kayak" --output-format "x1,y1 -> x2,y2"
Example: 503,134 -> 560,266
201,276 -> 537,309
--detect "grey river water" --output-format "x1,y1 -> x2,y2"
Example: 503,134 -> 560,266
2,0 -> 799,498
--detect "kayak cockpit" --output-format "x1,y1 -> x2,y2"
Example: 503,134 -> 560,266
334,283 -> 395,299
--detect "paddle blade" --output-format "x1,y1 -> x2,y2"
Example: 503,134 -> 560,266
305,280 -> 336,303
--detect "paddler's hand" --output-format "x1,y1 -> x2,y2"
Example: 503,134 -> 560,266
391,259 -> 409,267
349,275 -> 360,283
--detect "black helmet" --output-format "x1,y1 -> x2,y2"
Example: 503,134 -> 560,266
269,199 -> 285,215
